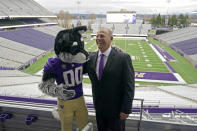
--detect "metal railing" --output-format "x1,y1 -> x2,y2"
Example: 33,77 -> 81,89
133,98 -> 144,131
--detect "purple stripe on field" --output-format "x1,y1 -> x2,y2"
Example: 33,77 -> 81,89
135,71 -> 178,81
147,41 -> 151,44
164,62 -> 176,73
163,52 -> 175,61
84,72 -> 178,81
152,44 -> 176,61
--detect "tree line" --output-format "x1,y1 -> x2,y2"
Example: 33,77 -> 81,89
57,10 -> 96,29
150,14 -> 191,28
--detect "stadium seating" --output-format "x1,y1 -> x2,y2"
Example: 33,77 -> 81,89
156,27 -> 197,45
91,23 -> 151,36
0,37 -> 44,56
0,0 -> 55,17
156,26 -> 197,68
0,46 -> 35,63
33,25 -> 64,36
0,26 -> 63,69
157,86 -> 197,102
0,58 -> 22,69
170,37 -> 197,55
0,28 -> 55,50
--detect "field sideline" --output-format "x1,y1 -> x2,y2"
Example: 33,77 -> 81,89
23,38 -> 197,84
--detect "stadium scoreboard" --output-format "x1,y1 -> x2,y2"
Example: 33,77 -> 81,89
106,11 -> 136,24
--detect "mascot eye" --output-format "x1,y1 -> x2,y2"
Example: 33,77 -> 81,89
73,42 -> 78,46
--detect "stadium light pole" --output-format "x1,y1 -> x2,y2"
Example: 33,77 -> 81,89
125,24 -> 129,52
99,12 -> 102,29
111,24 -> 115,46
166,0 -> 171,27
77,0 -> 81,26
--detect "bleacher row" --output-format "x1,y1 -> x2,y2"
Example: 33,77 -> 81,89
156,26 -> 197,68
91,24 -> 151,36
156,27 -> 197,45
0,18 -> 50,26
157,86 -> 197,102
0,0 -> 54,17
0,26 -> 64,69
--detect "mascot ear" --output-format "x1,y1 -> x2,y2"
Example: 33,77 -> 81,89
72,26 -> 87,42
73,26 -> 87,33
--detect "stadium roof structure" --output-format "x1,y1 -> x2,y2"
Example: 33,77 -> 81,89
107,11 -> 136,13
0,0 -> 56,19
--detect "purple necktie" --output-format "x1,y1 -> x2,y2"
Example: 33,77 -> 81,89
98,54 -> 105,80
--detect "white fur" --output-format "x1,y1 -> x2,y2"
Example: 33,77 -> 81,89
38,79 -> 75,100
59,52 -> 87,63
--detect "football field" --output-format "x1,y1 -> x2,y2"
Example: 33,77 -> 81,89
85,39 -> 185,84
25,38 -> 197,85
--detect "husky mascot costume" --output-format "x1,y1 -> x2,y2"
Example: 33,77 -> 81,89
39,26 -> 89,131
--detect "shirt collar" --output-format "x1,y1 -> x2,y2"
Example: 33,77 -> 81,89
98,46 -> 111,57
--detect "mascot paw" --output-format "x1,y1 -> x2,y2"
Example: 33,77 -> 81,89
63,89 -> 76,98
57,84 -> 76,100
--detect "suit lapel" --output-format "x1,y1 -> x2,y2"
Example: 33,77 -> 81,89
102,48 -> 115,75
93,51 -> 98,72
90,51 -> 98,81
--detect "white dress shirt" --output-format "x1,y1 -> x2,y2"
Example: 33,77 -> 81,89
96,46 -> 112,79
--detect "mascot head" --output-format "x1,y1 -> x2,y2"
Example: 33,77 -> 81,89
54,26 -> 88,63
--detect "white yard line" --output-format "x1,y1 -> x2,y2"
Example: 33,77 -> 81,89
149,44 -> 166,62
173,73 -> 186,84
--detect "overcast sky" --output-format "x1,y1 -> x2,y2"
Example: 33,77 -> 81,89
34,0 -> 197,14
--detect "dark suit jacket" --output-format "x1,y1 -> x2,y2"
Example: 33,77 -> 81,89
84,47 -> 135,119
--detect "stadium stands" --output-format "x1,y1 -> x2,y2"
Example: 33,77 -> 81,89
0,37 -> 44,56
0,46 -> 35,63
0,28 -> 55,50
157,86 -> 197,102
91,23 -> 151,36
33,25 -> 64,36
0,0 -> 55,17
0,70 -> 31,77
170,37 -> 197,55
0,27 -> 57,69
156,27 -> 197,45
0,58 -> 22,69
155,26 -> 197,68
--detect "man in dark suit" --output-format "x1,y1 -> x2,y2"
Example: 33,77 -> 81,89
84,27 -> 135,131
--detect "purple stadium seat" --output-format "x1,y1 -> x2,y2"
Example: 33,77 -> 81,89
0,28 -> 55,50
172,37 -> 197,55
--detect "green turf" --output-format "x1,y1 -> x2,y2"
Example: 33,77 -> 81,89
148,38 -> 197,84
23,38 -> 197,84
85,40 -> 97,51
111,40 -> 169,72
83,77 -> 181,86
23,52 -> 55,75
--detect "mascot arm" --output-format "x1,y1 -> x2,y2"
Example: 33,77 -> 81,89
39,72 -> 75,100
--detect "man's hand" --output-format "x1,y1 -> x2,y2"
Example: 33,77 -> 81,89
120,112 -> 129,120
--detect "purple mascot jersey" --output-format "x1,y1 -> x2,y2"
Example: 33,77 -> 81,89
44,57 -> 84,100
